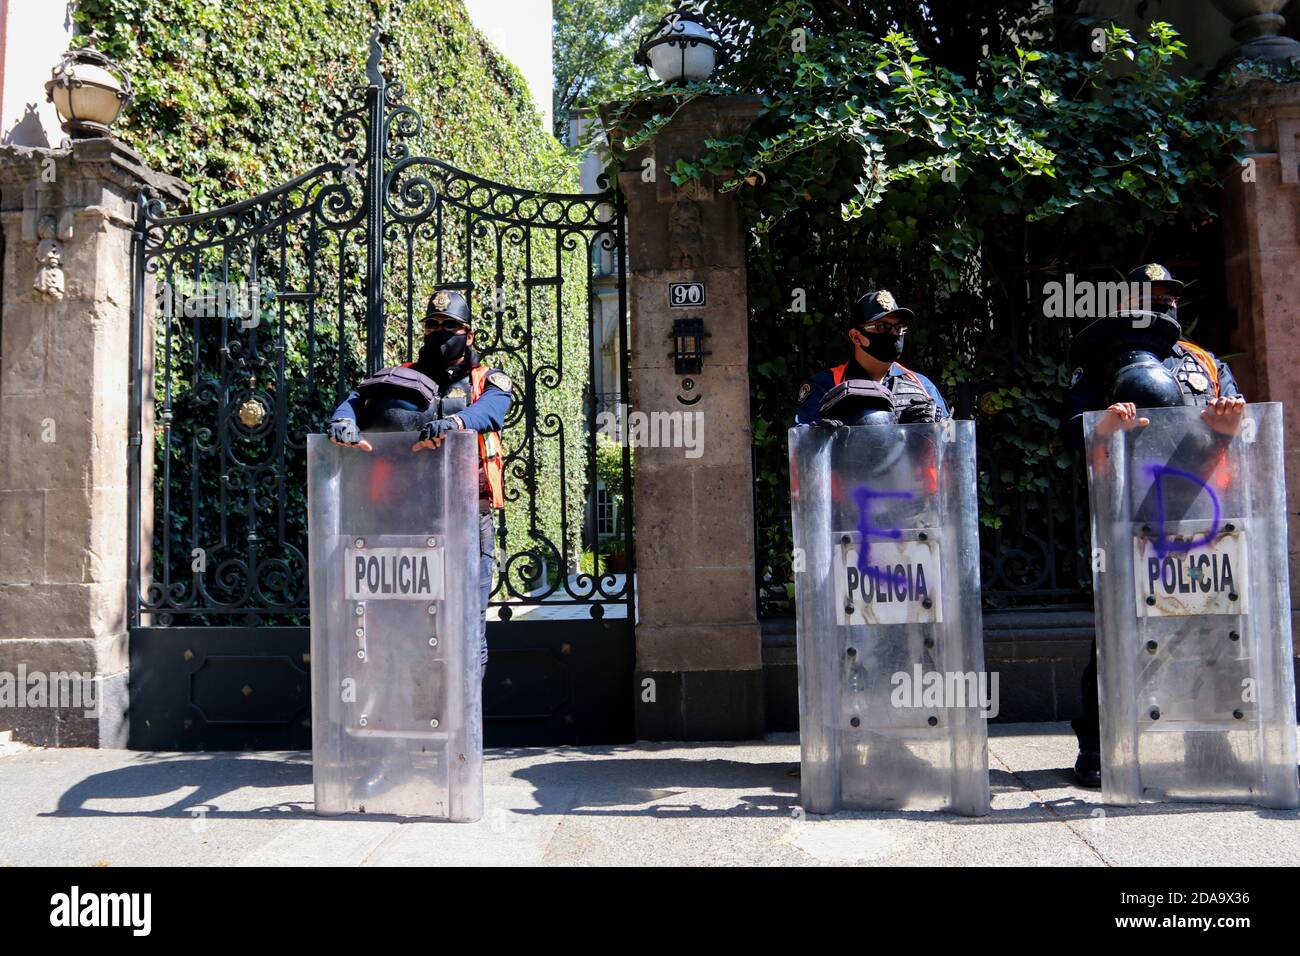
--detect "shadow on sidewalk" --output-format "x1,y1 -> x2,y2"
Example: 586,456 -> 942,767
507,755 -> 1023,820
34,747 -> 1297,825
41,753 -> 315,820
507,756 -> 1293,824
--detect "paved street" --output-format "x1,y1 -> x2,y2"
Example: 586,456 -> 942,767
0,724 -> 1296,866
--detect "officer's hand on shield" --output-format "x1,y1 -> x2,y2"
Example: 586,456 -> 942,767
1202,395 -> 1246,436
412,417 -> 457,452
1095,402 -> 1149,437
328,418 -> 373,453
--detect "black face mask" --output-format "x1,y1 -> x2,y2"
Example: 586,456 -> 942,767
1149,295 -> 1179,324
861,331 -> 904,364
418,330 -> 468,369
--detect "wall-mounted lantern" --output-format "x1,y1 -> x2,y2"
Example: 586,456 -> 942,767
45,48 -> 133,140
634,1 -> 726,85
669,317 -> 711,374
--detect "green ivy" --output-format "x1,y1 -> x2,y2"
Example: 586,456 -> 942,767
74,0 -> 593,612
595,431 -> 633,533
602,3 -> 1252,609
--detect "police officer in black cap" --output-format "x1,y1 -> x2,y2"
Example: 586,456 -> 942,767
329,288 -> 514,672
1064,262 -> 1245,787
788,293 -> 952,784
795,289 -> 949,426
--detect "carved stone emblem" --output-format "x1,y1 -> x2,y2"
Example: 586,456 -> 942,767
33,215 -> 65,302
668,198 -> 705,270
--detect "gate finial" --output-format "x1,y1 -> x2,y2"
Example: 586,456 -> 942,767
365,27 -> 386,87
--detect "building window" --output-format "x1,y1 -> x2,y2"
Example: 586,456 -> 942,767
596,484 -> 618,537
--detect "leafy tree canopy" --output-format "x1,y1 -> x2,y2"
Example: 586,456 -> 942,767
552,0 -> 672,137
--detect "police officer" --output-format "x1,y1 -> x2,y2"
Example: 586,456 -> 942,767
1064,263 -> 1245,787
329,289 -> 513,672
789,290 -> 952,785
795,289 -> 949,426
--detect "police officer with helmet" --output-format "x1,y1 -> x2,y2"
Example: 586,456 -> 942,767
795,289 -> 949,427
788,288 -> 959,787
329,288 -> 514,672
1064,262 -> 1245,787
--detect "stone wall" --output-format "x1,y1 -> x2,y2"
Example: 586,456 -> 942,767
608,95 -> 767,739
0,137 -> 185,746
1212,80 -> 1300,632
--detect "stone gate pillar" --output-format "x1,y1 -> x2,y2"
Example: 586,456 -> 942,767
605,95 -> 765,740
0,138 -> 186,746
1210,80 -> 1300,635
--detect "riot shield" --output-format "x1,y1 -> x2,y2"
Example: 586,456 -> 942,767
307,430 -> 483,820
1083,403 -> 1299,808
789,420 -> 990,816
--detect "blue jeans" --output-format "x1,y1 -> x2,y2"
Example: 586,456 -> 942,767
478,511 -> 495,673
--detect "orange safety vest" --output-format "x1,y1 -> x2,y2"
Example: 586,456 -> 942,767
401,361 -> 506,509
1176,340 -> 1221,397
469,365 -> 506,510
830,362 -> 927,390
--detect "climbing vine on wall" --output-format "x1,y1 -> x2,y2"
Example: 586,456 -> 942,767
74,0 -> 594,613
601,1 -> 1250,609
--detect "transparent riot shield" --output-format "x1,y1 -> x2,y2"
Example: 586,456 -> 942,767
1083,403 -> 1299,808
307,430 -> 483,820
789,421 -> 990,816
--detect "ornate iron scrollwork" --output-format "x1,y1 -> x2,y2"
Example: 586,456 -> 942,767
128,27 -> 633,625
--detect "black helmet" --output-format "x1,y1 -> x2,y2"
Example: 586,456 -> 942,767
819,379 -> 896,426
358,397 -> 441,433
1068,311 -> 1181,372
1106,351 -> 1187,409
849,289 -> 914,328
425,288 -> 472,326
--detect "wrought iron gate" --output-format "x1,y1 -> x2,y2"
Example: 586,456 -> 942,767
127,32 -> 634,749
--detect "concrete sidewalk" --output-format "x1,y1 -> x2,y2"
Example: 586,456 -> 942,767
0,723 -> 1296,866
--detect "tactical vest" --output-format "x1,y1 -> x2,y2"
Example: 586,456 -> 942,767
1171,340 -> 1221,406
469,365 -> 506,510
830,362 -> 938,422
401,361 -> 506,510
